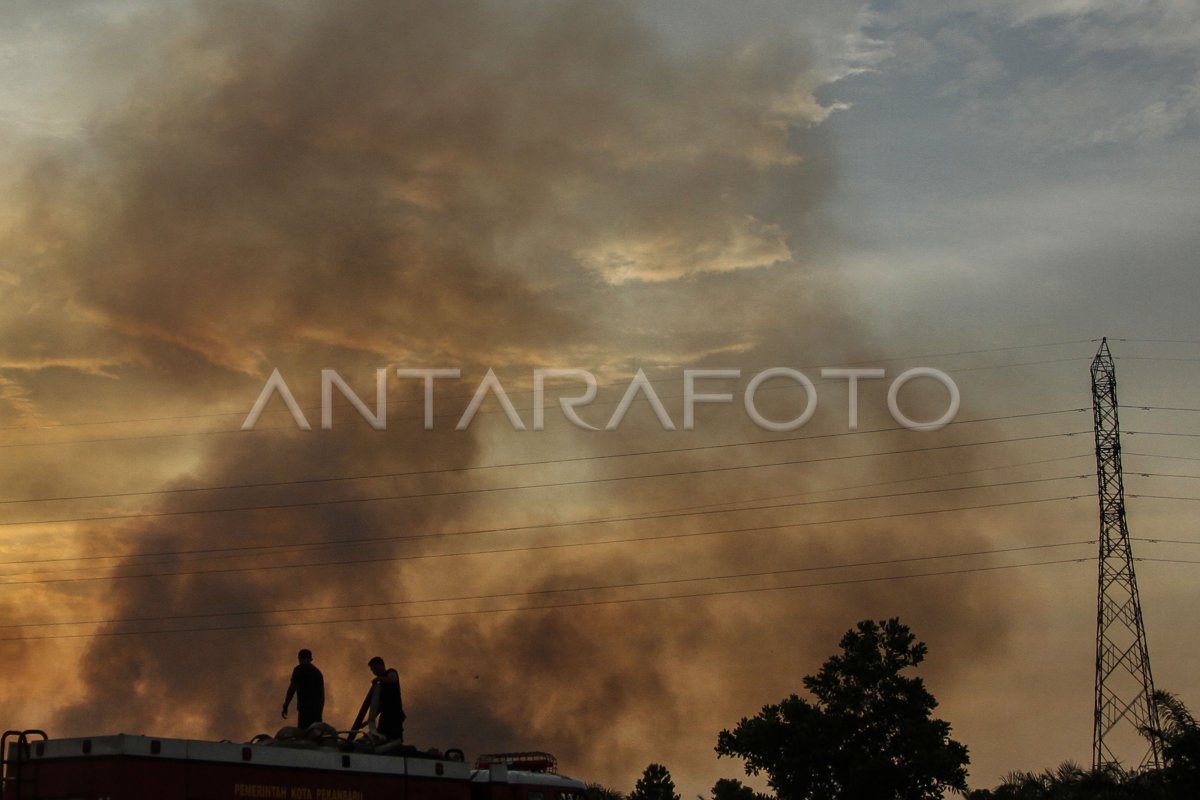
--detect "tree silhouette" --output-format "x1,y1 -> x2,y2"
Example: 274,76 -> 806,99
708,777 -> 771,800
967,761 -> 1137,799
1144,690 -> 1200,796
967,690 -> 1199,798
716,618 -> 969,799
588,783 -> 626,800
630,764 -> 681,800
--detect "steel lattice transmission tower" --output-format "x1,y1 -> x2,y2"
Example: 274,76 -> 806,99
1091,338 -> 1161,770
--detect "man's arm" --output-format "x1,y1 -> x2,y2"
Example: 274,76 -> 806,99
351,685 -> 374,731
282,680 -> 297,719
366,681 -> 382,734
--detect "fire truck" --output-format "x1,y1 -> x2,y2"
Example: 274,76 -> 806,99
2,729 -> 589,800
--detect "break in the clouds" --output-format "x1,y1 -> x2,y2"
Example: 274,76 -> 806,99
823,0 -> 1200,350
856,0 -> 1200,153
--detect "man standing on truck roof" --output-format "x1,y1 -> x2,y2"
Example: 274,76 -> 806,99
281,648 -> 325,728
351,656 -> 406,742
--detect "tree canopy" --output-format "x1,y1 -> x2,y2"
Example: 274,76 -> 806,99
630,763 -> 681,800
709,778 -> 772,800
1147,690 -> 1200,796
716,618 -> 969,799
587,784 -> 626,800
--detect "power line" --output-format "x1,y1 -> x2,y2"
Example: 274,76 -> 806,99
0,474 -> 1089,580
0,555 -> 1090,643
0,452 -> 1092,569
1117,356 -> 1200,364
0,494 -> 1085,587
1128,494 -> 1200,502
1131,538 -> 1200,546
1124,453 -> 1200,464
0,430 -> 1089,529
0,540 -> 1095,633
1126,431 -> 1200,439
948,356 -> 1086,373
1114,338 -> 1200,346
1126,472 -> 1200,481
577,452 -> 1087,525
0,409 -> 1087,507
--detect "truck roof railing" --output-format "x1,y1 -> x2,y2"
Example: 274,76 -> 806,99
474,751 -> 558,773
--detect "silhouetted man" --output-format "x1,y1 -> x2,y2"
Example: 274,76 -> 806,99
281,648 -> 325,728
351,656 -> 405,741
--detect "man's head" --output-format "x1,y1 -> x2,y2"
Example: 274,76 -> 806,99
368,656 -> 386,677
298,649 -> 313,663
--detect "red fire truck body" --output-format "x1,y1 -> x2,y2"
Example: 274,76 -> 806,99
2,732 -> 587,800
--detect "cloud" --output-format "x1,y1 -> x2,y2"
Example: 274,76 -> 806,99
851,0 -> 1200,156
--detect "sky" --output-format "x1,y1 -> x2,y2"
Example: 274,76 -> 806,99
0,0 -> 1198,796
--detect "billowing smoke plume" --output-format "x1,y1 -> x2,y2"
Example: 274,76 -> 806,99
0,1 -> 1015,794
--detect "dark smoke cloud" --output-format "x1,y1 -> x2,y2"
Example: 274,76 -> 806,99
0,1 -> 1017,794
